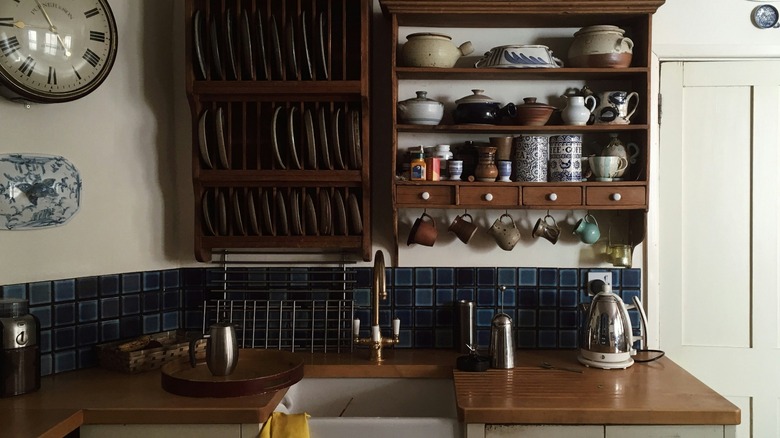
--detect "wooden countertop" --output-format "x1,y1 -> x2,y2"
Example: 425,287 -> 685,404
0,349 -> 739,437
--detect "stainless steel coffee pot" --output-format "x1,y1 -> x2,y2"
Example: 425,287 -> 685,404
189,322 -> 239,376
489,313 -> 515,369
578,280 -> 647,369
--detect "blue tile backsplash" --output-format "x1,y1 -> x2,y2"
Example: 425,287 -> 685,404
1,266 -> 640,377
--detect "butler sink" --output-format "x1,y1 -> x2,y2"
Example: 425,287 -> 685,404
275,377 -> 461,438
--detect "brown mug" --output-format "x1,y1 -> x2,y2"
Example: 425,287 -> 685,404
407,212 -> 437,246
448,213 -> 478,244
532,214 -> 560,244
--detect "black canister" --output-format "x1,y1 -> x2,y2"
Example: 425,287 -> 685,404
455,300 -> 475,353
0,299 -> 40,397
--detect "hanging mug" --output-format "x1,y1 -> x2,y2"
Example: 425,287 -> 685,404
532,214 -> 561,244
573,214 -> 600,244
593,91 -> 639,125
488,213 -> 521,251
407,211 -> 438,246
449,212 -> 478,244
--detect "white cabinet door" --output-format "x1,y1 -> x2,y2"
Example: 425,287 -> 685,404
606,425 -> 725,438
485,425 -> 603,438
657,61 -> 780,438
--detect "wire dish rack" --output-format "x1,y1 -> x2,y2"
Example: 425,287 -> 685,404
201,265 -> 357,353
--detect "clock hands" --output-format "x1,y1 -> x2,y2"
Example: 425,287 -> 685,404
34,0 -> 72,58
10,20 -> 50,31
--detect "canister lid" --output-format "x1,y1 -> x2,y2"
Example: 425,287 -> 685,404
0,299 -> 28,318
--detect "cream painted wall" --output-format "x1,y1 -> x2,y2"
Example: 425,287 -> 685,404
3,0 -> 775,284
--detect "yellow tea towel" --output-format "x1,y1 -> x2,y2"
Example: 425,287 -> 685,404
259,411 -> 311,438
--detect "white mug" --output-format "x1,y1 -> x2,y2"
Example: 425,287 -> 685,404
590,156 -> 628,181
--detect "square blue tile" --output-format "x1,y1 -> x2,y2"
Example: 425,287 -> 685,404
611,270 -> 621,287
539,289 -> 558,307
76,277 -> 99,299
122,273 -> 141,294
143,271 -> 161,291
31,306 -> 52,329
122,294 -> 141,315
539,269 -> 558,287
101,297 -> 120,319
41,353 -> 53,376
100,275 -> 120,296
476,329 -> 491,349
560,269 -> 578,287
456,268 -> 475,286
29,282 -> 51,305
54,326 -> 76,350
539,309 -> 557,328
353,267 -> 371,288
477,268 -> 495,286
415,268 -> 434,286
397,330 -> 412,348
394,288 -> 413,307
435,329 -> 453,348
538,330 -> 558,348
499,287 -> 516,307
2,284 -> 26,299
163,291 -> 180,310
477,288 -> 495,306
414,309 -> 433,327
162,311 -> 179,331
354,288 -> 370,307
395,309 -> 413,326
77,323 -> 99,346
435,268 -> 454,286
456,288 -> 474,302
143,314 -> 161,334
476,308 -> 494,327
163,269 -> 180,288
518,288 -> 538,307
120,316 -> 142,338
415,288 -> 433,307
518,309 -> 536,328
142,292 -> 160,313
394,268 -> 413,287
518,268 -> 537,286
78,300 -> 98,322
378,310 -> 393,326
54,303 -> 75,326
78,347 -> 97,369
181,268 -> 205,286
54,350 -> 76,374
517,330 -> 536,348
560,289 -> 579,308
40,330 -> 51,353
414,330 -> 434,348
497,268 -> 517,286
435,308 -> 453,327
559,310 -> 578,328
53,279 -> 75,302
435,288 -> 454,306
100,319 -> 120,342
559,330 -> 578,349
623,269 -> 641,288
622,289 -> 641,305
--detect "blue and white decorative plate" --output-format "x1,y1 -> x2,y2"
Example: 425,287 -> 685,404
0,154 -> 81,230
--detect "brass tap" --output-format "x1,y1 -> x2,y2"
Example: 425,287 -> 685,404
353,250 -> 399,362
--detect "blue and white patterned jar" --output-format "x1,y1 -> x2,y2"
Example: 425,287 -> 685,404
514,134 -> 548,182
548,134 -> 582,182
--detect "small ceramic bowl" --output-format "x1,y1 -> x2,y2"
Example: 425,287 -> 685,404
515,97 -> 555,126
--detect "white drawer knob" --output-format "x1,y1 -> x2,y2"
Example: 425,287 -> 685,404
421,191 -> 431,201
547,193 -> 558,202
484,193 -> 494,202
611,193 -> 622,201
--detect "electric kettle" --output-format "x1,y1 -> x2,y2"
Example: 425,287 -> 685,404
578,280 -> 648,369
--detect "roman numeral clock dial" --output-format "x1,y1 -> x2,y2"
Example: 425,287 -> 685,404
0,0 -> 117,103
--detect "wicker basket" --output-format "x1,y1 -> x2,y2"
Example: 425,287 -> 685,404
96,330 -> 206,374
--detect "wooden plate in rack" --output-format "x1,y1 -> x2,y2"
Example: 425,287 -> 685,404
209,16 -> 223,80
347,193 -> 362,235
224,9 -> 238,80
197,109 -> 213,169
247,188 -> 260,235
269,14 -> 283,80
261,189 -> 275,236
255,10 -> 269,80
318,189 -> 331,236
275,190 -> 289,236
301,10 -> 313,80
318,106 -> 333,170
201,190 -> 215,236
331,107 -> 345,170
333,190 -> 347,236
217,190 -> 227,236
304,108 -> 317,169
270,106 -> 286,170
239,9 -> 255,80
215,107 -> 229,169
304,191 -> 317,235
316,12 -> 328,80
285,16 -> 298,79
287,107 -> 303,170
289,188 -> 303,236
192,10 -> 208,80
232,190 -> 246,236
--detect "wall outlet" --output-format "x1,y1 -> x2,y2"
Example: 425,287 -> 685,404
587,271 -> 612,292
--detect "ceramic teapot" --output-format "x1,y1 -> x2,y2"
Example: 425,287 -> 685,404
397,91 -> 444,125
601,133 -> 640,179
400,32 -> 474,68
561,95 -> 597,125
453,90 -> 517,125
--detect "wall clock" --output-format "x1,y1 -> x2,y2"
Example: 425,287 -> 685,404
0,0 -> 118,103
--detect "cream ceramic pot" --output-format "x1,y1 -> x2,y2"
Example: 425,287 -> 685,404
397,91 -> 444,125
400,32 -> 474,68
568,25 -> 634,68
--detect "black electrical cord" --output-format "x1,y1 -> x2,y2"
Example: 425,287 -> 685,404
634,349 -> 666,363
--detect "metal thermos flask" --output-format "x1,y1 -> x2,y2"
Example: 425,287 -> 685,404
489,313 -> 515,369
189,322 -> 239,376
455,300 -> 475,353
0,299 -> 40,397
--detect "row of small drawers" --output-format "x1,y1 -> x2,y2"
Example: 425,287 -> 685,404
396,185 -> 647,209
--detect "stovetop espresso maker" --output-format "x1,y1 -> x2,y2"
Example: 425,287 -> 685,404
0,298 -> 40,397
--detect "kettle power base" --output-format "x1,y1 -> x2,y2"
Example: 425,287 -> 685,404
577,354 -> 634,370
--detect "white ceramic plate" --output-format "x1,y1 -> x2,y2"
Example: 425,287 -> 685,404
304,192 -> 317,235
304,108 -> 317,169
347,193 -> 362,235
290,189 -> 303,236
201,190 -> 215,236
275,190 -> 289,236
261,189 -> 275,236
0,154 -> 81,230
286,16 -> 299,79
270,14 -> 283,79
217,190 -> 227,235
255,11 -> 269,80
215,107 -> 229,169
301,10 -> 313,80
318,189 -> 331,235
192,10 -> 208,79
197,109 -> 213,168
209,17 -> 223,80
225,9 -> 238,79
287,106 -> 303,170
333,189 -> 347,236
270,106 -> 287,169
331,107 -> 345,170
316,12 -> 329,79
247,188 -> 260,235
239,9 -> 255,80
318,106 -> 333,170
232,190 -> 245,235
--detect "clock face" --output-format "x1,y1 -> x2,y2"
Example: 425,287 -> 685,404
0,0 -> 118,103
